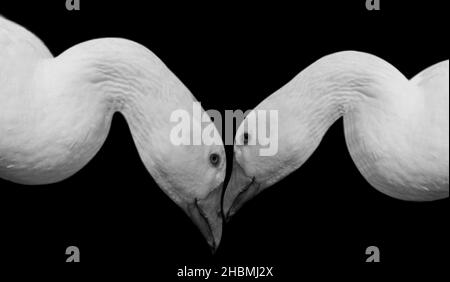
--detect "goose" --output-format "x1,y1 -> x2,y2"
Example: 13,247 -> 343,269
0,17 -> 226,251
224,51 -> 449,219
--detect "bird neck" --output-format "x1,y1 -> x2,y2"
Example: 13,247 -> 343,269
46,39 -> 197,192
297,52 -> 404,139
267,52 -> 409,180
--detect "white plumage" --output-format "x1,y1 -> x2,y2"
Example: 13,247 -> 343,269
224,51 -> 449,218
0,17 -> 225,251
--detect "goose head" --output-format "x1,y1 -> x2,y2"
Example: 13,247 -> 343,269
223,105 -> 301,219
0,17 -> 225,251
146,120 -> 226,252
224,51 -> 449,219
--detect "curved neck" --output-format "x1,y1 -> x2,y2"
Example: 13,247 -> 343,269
297,52 -> 403,139
24,39 -> 198,188
62,40 -> 188,135
261,52 -> 409,183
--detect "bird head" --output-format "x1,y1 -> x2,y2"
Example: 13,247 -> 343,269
144,107 -> 227,253
156,143 -> 225,252
223,99 -> 312,221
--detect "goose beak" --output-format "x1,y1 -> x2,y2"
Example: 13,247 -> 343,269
187,183 -> 223,253
223,158 -> 260,222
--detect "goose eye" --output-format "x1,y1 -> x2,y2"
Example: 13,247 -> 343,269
209,153 -> 220,167
242,132 -> 250,145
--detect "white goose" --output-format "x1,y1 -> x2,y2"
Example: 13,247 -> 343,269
0,17 -> 226,250
224,51 -> 449,218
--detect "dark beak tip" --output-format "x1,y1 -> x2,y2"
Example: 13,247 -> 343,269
210,243 -> 218,254
206,232 -> 221,254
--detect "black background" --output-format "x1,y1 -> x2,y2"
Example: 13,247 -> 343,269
1,0 -> 448,279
